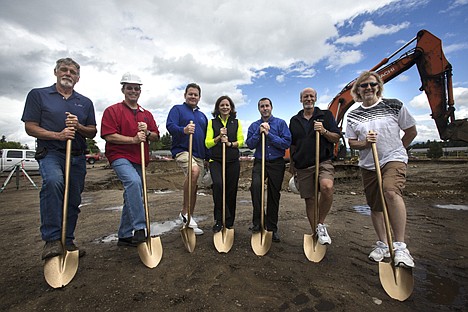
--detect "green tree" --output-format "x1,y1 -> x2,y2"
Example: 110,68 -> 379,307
86,138 -> 100,154
427,141 -> 443,159
160,132 -> 172,150
0,135 -> 25,149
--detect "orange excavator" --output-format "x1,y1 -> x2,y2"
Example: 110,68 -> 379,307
328,29 -> 468,148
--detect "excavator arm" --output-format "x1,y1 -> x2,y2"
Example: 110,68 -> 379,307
328,29 -> 468,142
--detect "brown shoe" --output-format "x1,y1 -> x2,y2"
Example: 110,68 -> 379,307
41,240 -> 63,260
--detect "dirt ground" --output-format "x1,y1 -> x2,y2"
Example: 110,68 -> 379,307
0,159 -> 467,311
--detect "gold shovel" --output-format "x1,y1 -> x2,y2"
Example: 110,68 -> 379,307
137,141 -> 163,268
44,139 -> 79,288
371,142 -> 414,301
251,132 -> 272,256
180,121 -> 196,252
304,130 -> 327,262
213,142 -> 235,253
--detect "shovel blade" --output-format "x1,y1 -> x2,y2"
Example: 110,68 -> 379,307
137,237 -> 163,268
303,234 -> 327,262
251,229 -> 272,256
379,261 -> 414,301
213,228 -> 235,253
180,226 -> 196,253
44,250 -> 79,288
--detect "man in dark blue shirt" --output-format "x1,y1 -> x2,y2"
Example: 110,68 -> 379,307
246,98 -> 291,242
22,58 -> 97,260
166,83 -> 208,235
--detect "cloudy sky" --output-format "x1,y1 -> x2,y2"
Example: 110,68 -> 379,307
1,0 -> 467,150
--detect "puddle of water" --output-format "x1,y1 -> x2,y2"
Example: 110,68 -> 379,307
100,205 -> 123,211
433,204 -> 468,211
352,205 -> 370,216
352,204 -> 468,215
94,215 -> 209,243
153,189 -> 174,194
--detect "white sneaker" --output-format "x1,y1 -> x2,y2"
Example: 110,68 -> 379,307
316,223 -> 331,245
369,241 -> 390,262
393,242 -> 415,268
179,213 -> 204,235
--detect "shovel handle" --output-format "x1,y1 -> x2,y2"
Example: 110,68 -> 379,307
314,130 -> 320,228
140,141 -> 151,237
61,139 -> 72,247
187,121 -> 193,223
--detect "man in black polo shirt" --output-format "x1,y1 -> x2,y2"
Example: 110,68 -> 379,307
289,88 -> 340,245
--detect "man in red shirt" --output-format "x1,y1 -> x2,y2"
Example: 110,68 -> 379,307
101,73 -> 159,247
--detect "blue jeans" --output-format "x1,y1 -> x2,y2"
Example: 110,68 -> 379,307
111,158 -> 146,238
38,151 -> 86,245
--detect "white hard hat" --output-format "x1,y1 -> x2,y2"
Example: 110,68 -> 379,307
120,72 -> 142,85
289,176 -> 299,194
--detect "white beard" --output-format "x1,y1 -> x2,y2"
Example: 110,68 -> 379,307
60,78 -> 73,88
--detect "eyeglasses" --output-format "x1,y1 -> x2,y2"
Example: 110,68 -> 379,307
125,85 -> 141,91
359,82 -> 379,88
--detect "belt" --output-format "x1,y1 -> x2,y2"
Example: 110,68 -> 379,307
57,149 -> 85,156
255,157 -> 284,163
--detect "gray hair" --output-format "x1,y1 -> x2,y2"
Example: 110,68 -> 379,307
54,58 -> 80,76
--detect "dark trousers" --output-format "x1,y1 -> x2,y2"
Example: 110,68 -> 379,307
210,160 -> 240,227
250,158 -> 285,232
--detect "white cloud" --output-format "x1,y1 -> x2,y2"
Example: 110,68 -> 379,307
444,43 -> 468,54
326,50 -> 363,70
334,21 -> 410,46
1,0 -> 465,151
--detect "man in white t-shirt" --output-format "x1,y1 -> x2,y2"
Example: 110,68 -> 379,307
345,71 -> 417,268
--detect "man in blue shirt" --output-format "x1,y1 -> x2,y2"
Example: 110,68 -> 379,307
246,97 -> 291,242
22,58 -> 97,260
166,83 -> 208,235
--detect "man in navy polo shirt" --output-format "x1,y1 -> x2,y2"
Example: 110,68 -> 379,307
246,97 -> 291,242
22,58 -> 97,260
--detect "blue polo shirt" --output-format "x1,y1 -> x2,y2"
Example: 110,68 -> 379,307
166,102 -> 209,160
246,116 -> 291,160
21,84 -> 96,152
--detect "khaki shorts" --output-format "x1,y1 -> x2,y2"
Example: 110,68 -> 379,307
361,161 -> 407,212
296,160 -> 335,199
175,151 -> 205,185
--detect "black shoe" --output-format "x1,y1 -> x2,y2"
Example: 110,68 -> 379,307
41,240 -> 63,260
133,229 -> 146,244
249,224 -> 261,233
272,231 -> 281,243
117,237 -> 137,247
66,244 -> 86,258
212,221 -> 223,233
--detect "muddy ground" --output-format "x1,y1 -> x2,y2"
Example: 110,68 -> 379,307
0,159 -> 467,311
